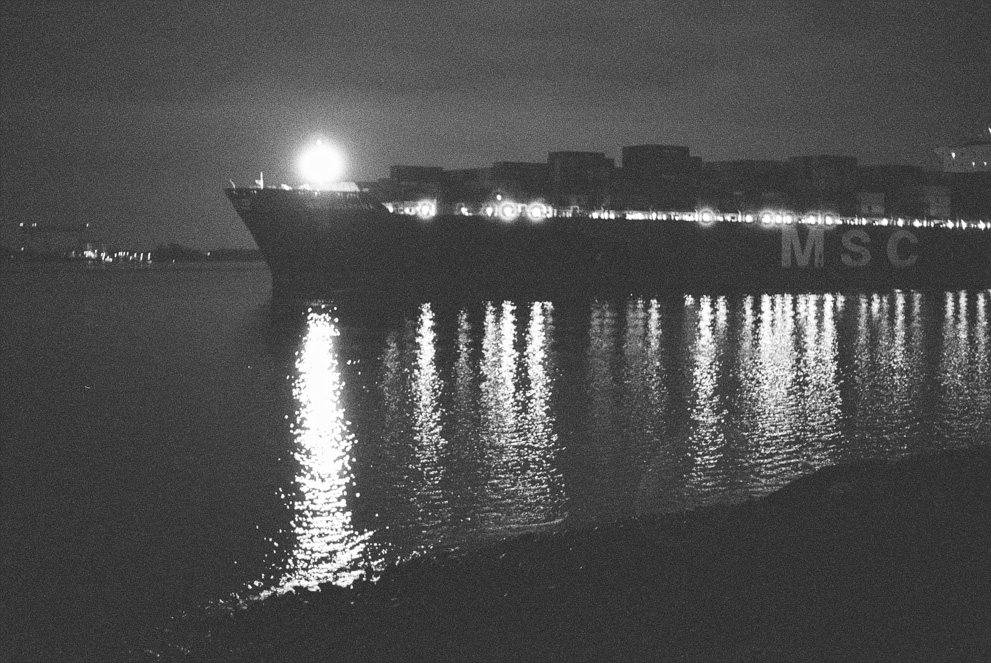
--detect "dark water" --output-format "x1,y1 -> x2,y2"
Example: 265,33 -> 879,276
2,263 -> 989,658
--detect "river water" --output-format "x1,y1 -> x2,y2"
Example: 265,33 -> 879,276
2,262 -> 989,657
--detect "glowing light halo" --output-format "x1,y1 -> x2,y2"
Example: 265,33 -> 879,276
499,202 -> 520,221
416,200 -> 436,219
526,202 -> 549,221
299,140 -> 346,187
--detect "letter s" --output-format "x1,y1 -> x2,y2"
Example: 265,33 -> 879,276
841,229 -> 871,267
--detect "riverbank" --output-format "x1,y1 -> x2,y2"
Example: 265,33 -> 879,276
148,446 -> 991,662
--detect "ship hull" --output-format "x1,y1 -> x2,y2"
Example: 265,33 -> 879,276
226,189 -> 991,301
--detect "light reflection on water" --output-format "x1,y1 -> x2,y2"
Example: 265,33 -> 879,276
277,311 -> 375,589
268,289 -> 991,593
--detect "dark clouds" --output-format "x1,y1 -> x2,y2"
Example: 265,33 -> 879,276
1,0 -> 988,248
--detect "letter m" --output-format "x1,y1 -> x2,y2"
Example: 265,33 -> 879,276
781,226 -> 824,268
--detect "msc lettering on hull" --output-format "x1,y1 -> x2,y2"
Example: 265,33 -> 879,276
781,226 -> 919,268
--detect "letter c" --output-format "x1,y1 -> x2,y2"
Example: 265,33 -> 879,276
886,230 -> 918,267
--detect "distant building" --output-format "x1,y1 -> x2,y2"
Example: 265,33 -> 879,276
788,155 -> 859,215
700,160 -> 790,212
443,168 -> 490,204
620,145 -> 701,210
857,192 -> 885,216
390,165 -> 445,184
487,162 -> 550,201
920,184 -> 951,218
387,165 -> 446,200
858,165 -> 923,217
547,151 -> 615,209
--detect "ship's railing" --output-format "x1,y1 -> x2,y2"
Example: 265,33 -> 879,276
228,186 -> 386,211
230,186 -> 367,199
382,199 -> 990,231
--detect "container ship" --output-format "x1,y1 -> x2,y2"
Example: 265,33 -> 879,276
226,146 -> 991,301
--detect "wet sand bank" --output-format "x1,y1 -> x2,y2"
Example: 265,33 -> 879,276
153,447 -> 991,662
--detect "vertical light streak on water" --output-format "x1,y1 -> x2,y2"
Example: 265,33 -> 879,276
910,290 -> 926,431
680,293 -> 700,404
819,292 -> 843,442
480,302 -> 517,450
623,298 -> 648,441
378,331 -> 404,448
849,293 -> 872,450
649,299 -> 669,417
939,290 -> 991,444
632,299 -> 678,511
977,292 -> 990,435
524,303 -> 554,451
938,290 -> 968,442
359,323 -> 432,565
893,290 -> 925,447
723,293 -> 764,497
588,300 -> 618,439
414,304 -> 442,442
478,301 -> 566,531
622,299 -> 658,476
480,301 -> 518,525
281,310 -> 371,589
582,300 -> 625,516
452,309 -> 476,441
856,293 -> 894,446
519,302 -> 567,525
744,293 -> 803,488
500,302 -> 516,409
477,301 -> 503,527
411,303 -> 452,537
874,292 -> 910,446
685,295 -> 729,500
731,294 -> 759,454
793,293 -> 842,467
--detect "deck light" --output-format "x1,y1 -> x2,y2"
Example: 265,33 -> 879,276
526,202 -> 549,221
299,140 -> 345,188
417,201 -> 436,219
499,202 -> 520,221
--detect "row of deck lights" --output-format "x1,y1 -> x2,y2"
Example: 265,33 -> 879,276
397,200 -> 553,222
392,200 -> 988,231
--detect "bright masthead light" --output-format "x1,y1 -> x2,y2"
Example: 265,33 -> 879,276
299,140 -> 346,188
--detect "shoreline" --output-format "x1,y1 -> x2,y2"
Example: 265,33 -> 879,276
149,446 -> 991,662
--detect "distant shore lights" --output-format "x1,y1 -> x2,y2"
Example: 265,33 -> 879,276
299,140 -> 346,188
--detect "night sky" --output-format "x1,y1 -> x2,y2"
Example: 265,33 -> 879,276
2,0 -> 988,250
